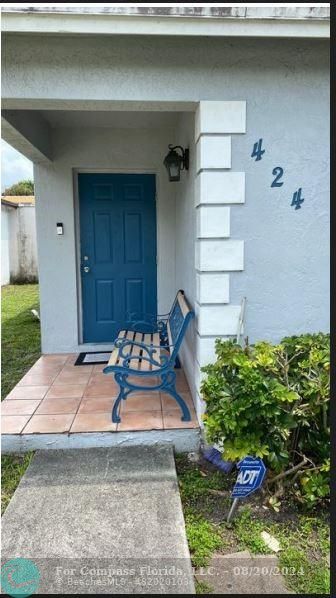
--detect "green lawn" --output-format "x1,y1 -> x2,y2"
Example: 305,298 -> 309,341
1,284 -> 41,399
1,452 -> 34,514
176,455 -> 330,595
1,284 -> 40,513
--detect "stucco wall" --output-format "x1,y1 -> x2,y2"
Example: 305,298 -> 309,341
229,56 -> 329,343
5,34 -> 329,358
1,204 -> 38,284
34,126 -> 178,353
1,206 -> 11,285
2,35 -> 328,108
174,112 -> 197,404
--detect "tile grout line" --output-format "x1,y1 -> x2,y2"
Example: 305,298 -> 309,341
71,361 -> 116,434
15,361 -> 68,431
4,358 -> 196,434
3,358 -> 62,433
22,359 -> 90,434
69,364 -> 92,434
20,399 -> 44,434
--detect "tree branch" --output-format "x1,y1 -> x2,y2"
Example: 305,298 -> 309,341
267,458 -> 308,485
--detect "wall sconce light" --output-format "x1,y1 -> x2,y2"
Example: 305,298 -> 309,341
163,145 -> 189,182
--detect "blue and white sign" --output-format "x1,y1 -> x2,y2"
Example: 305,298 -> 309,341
232,456 -> 266,498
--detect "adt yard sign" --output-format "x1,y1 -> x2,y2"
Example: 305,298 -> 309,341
232,456 -> 266,498
227,456 -> 267,522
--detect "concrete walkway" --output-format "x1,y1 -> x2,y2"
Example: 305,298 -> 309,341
1,447 -> 195,594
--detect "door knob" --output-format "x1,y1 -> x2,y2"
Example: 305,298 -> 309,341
83,266 -> 90,273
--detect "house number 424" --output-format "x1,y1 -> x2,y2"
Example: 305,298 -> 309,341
251,138 -> 305,210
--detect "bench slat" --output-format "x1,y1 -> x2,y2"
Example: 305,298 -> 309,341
152,332 -> 160,346
140,333 -> 152,371
132,332 -> 144,370
150,332 -> 162,371
106,291 -> 192,373
123,330 -> 136,366
107,330 -> 127,367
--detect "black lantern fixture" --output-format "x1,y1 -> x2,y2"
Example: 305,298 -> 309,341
163,145 -> 189,182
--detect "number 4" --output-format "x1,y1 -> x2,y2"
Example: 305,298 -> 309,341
291,188 -> 304,210
251,139 -> 265,162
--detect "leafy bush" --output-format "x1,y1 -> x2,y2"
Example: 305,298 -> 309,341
3,179 -> 34,196
201,333 -> 330,508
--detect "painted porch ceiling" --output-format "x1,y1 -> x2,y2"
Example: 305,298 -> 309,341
39,110 -> 182,129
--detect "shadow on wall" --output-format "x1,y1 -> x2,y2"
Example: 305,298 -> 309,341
10,274 -> 39,285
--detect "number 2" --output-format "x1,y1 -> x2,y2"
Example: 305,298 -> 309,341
271,167 -> 284,187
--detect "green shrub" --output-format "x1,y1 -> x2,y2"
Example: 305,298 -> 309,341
3,179 -> 34,196
201,333 -> 330,508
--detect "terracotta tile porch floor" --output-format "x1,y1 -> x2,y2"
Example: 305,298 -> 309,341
1,354 -> 199,435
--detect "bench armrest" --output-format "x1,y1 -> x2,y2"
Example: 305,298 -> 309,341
114,338 -> 171,370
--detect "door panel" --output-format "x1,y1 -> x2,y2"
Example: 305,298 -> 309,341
95,279 -> 115,323
79,173 -> 157,343
123,212 -> 143,262
125,278 -> 144,315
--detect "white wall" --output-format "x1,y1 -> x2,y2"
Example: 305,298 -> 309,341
193,102 -> 247,419
1,206 -> 11,285
1,204 -> 38,284
34,126 -> 178,353
11,206 -> 38,283
174,113 -> 198,409
2,35 -> 328,108
4,34 -> 329,391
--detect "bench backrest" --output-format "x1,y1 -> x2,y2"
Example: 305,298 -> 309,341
166,290 -> 194,362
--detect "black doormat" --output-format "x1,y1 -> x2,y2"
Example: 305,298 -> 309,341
74,351 -> 111,366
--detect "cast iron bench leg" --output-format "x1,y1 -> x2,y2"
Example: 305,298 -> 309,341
166,386 -> 191,421
106,291 -> 195,424
161,371 -> 191,421
112,390 -> 123,423
112,373 -> 130,423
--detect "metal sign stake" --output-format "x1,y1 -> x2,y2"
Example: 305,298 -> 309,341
227,456 -> 267,523
227,498 -> 239,523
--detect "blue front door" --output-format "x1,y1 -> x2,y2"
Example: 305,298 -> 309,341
78,173 -> 157,343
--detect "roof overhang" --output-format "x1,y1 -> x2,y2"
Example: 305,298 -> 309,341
1,5 -> 330,39
1,199 -> 18,208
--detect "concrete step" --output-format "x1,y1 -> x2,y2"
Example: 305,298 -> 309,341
2,428 -> 200,454
1,447 -> 195,594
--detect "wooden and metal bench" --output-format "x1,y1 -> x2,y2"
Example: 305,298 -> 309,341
103,290 -> 195,423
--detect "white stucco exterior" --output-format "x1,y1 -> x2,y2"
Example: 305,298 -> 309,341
34,124 -> 178,352
2,6 -> 329,39
1,203 -> 38,285
1,8 -> 330,423
1,205 -> 11,285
